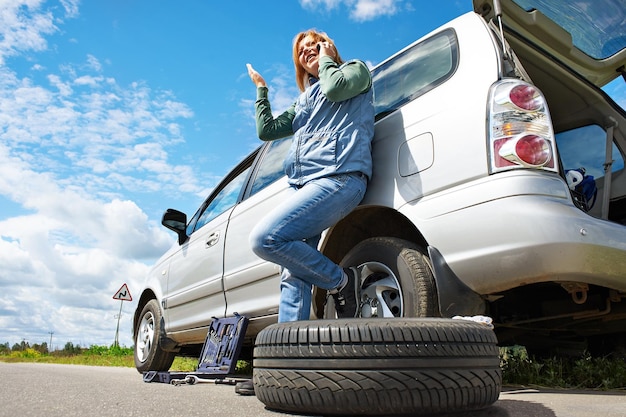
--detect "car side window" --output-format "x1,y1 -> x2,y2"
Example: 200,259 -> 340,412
371,29 -> 458,120
248,137 -> 291,196
188,166 -> 251,234
556,124 -> 624,180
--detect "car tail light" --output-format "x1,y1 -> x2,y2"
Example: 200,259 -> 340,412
509,85 -> 542,111
488,80 -> 558,173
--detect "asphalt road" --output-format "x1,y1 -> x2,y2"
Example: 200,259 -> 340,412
1,362 -> 625,417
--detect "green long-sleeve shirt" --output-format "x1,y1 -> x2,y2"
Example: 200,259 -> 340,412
254,56 -> 371,141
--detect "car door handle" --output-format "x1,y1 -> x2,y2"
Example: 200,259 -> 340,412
206,231 -> 220,248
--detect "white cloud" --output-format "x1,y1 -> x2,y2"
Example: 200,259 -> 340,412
60,0 -> 80,18
85,54 -> 102,72
73,74 -> 103,86
268,65 -> 301,114
0,1 -> 210,348
0,136 -> 176,346
300,0 -> 343,11
0,0 -> 58,65
47,73 -> 73,96
299,0 -> 403,21
350,0 -> 398,21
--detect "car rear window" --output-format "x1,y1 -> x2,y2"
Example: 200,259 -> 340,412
372,29 -> 458,120
512,0 -> 626,59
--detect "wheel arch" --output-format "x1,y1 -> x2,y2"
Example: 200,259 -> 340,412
133,289 -> 157,339
314,206 -> 430,317
321,205 -> 428,263
133,289 -> 181,357
319,205 -> 487,319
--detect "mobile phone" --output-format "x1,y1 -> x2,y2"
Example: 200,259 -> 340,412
317,44 -> 321,52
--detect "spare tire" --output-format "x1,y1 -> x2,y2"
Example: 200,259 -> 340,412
253,318 -> 501,416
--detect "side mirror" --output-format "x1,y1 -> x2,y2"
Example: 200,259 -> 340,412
161,209 -> 188,245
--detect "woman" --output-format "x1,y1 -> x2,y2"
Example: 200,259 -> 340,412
247,29 -> 374,323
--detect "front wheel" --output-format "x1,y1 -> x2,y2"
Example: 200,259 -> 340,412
324,237 -> 439,318
134,299 -> 175,373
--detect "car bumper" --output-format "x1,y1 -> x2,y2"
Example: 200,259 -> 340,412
405,171 -> 626,294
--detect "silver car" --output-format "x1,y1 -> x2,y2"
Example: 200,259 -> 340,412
134,0 -> 626,372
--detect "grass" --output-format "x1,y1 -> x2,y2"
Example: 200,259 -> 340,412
2,344 -> 624,390
0,345 -> 245,374
500,345 -> 626,390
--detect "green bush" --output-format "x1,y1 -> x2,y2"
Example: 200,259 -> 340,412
84,344 -> 133,356
570,354 -> 626,389
10,348 -> 41,359
500,345 -> 626,389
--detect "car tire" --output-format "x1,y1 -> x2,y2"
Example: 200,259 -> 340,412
253,318 -> 501,416
323,237 -> 438,318
134,299 -> 175,373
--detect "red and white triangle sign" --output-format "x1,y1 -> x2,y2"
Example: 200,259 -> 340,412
112,283 -> 132,301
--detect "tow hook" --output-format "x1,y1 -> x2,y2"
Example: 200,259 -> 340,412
561,282 -> 589,304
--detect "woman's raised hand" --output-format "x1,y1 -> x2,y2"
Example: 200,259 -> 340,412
246,63 -> 267,88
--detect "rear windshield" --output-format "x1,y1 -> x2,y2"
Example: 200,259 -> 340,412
372,29 -> 458,120
512,0 -> 626,59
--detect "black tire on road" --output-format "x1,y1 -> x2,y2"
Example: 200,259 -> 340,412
253,318 -> 501,416
134,299 -> 175,373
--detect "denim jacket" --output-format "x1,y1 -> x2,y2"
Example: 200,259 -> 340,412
255,59 -> 374,187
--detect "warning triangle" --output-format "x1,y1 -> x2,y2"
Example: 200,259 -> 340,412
112,283 -> 132,301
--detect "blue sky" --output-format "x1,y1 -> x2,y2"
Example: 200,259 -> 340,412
0,0 -> 624,349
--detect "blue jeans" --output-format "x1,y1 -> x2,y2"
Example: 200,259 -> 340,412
250,172 -> 367,322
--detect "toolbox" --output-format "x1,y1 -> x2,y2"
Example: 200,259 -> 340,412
142,314 -> 248,385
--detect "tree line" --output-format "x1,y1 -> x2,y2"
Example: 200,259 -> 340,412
0,341 -> 84,355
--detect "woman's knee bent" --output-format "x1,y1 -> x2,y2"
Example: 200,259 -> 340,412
249,222 -> 279,259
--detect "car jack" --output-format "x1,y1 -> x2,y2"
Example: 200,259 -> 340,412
142,314 -> 249,386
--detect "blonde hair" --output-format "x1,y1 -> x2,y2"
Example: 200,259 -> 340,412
292,30 -> 344,92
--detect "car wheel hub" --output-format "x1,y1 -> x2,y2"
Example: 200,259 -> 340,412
357,262 -> 403,318
136,311 -> 155,362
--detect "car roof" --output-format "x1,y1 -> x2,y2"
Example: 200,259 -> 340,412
474,0 -> 626,87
